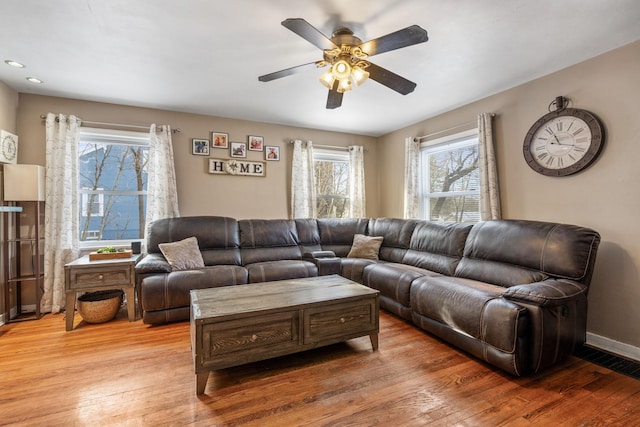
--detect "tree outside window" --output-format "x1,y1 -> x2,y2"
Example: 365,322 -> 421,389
421,132 -> 480,223
313,149 -> 350,218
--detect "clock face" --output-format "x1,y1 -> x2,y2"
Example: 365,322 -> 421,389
1,131 -> 18,164
523,108 -> 604,177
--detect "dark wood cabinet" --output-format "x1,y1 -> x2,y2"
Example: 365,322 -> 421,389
2,201 -> 44,322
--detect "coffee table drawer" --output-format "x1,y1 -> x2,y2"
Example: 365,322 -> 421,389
303,299 -> 377,345
201,311 -> 299,367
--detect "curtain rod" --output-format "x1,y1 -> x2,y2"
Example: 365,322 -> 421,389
413,113 -> 495,142
288,141 -> 368,152
39,114 -> 181,133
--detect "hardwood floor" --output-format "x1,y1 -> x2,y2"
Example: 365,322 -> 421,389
1,309 -> 638,426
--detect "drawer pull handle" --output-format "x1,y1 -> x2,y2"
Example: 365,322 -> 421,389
340,317 -> 346,323
98,274 -> 104,280
250,334 -> 258,342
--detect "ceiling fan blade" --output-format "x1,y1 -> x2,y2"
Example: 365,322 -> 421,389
326,81 -> 343,109
359,25 -> 428,57
366,62 -> 417,95
258,62 -> 319,82
282,18 -> 338,51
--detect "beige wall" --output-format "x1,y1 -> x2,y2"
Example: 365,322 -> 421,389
0,80 -> 18,133
16,94 -> 379,219
378,40 -> 640,352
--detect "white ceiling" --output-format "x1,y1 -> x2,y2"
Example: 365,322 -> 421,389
2,0 -> 640,137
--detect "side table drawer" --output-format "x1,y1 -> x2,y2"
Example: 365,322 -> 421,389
67,266 -> 132,290
200,311 -> 299,369
303,298 -> 377,345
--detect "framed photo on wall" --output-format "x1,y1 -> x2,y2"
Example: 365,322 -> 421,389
230,142 -> 247,158
265,145 -> 280,161
248,135 -> 264,151
212,132 -> 229,149
192,138 -> 210,156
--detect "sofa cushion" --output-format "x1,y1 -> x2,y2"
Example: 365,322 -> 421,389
347,234 -> 383,260
318,218 -> 369,257
140,265 -> 248,312
147,216 -> 241,266
367,218 -> 418,262
340,258 -> 377,284
363,262 -> 439,308
246,260 -> 317,283
239,219 -> 302,264
410,275 -> 526,353
402,221 -> 473,275
158,236 -> 205,271
456,220 -> 601,285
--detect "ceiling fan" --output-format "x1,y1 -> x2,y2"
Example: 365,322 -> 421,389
258,18 -> 429,109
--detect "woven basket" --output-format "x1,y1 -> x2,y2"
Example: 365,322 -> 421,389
77,290 -> 124,324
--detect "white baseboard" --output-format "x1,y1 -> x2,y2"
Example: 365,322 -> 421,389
586,332 -> 640,362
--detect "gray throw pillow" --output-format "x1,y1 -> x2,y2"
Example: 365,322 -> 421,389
347,234 -> 384,260
158,236 -> 205,271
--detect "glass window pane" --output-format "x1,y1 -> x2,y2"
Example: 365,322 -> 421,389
428,145 -> 479,193
78,133 -> 149,243
79,194 -> 148,241
314,156 -> 350,218
427,195 -> 480,223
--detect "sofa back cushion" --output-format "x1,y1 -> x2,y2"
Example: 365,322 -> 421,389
147,216 -> 241,266
239,219 -> 302,264
295,219 -> 322,253
402,221 -> 473,275
367,218 -> 418,263
455,220 -> 601,287
317,218 -> 369,257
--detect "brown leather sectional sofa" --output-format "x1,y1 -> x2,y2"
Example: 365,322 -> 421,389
135,216 -> 600,376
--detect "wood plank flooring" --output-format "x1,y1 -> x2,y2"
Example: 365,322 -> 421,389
1,309 -> 639,426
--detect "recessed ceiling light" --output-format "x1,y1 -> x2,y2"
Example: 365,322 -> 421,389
26,77 -> 43,84
5,59 -> 25,68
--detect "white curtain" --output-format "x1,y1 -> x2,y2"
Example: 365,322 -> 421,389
403,136 -> 421,219
478,113 -> 502,220
290,140 -> 316,218
145,124 -> 180,237
43,113 -> 81,313
348,146 -> 366,218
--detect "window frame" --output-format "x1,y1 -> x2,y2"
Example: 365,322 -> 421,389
77,127 -> 150,249
419,128 -> 480,223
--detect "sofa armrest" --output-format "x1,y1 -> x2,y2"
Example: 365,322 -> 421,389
302,251 -> 341,276
502,279 -> 587,307
135,253 -> 172,274
303,250 -> 337,259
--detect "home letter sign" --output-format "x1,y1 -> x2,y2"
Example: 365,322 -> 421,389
208,158 -> 266,177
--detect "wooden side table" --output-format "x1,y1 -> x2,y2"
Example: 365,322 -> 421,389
64,254 -> 141,331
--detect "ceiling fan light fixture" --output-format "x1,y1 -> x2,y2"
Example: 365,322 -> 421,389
318,70 -> 336,89
337,78 -> 352,93
351,65 -> 370,87
331,60 -> 351,80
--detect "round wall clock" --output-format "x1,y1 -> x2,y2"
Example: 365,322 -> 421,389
1,130 -> 18,164
523,98 -> 605,177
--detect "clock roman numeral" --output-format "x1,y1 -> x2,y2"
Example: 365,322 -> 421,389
575,137 -> 589,144
538,152 -> 549,160
556,121 -> 563,131
572,127 -> 585,136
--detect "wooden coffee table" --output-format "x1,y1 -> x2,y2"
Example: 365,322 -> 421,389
190,275 -> 379,394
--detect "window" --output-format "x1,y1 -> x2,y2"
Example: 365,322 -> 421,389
313,149 -> 350,218
420,129 -> 480,223
78,128 -> 150,246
